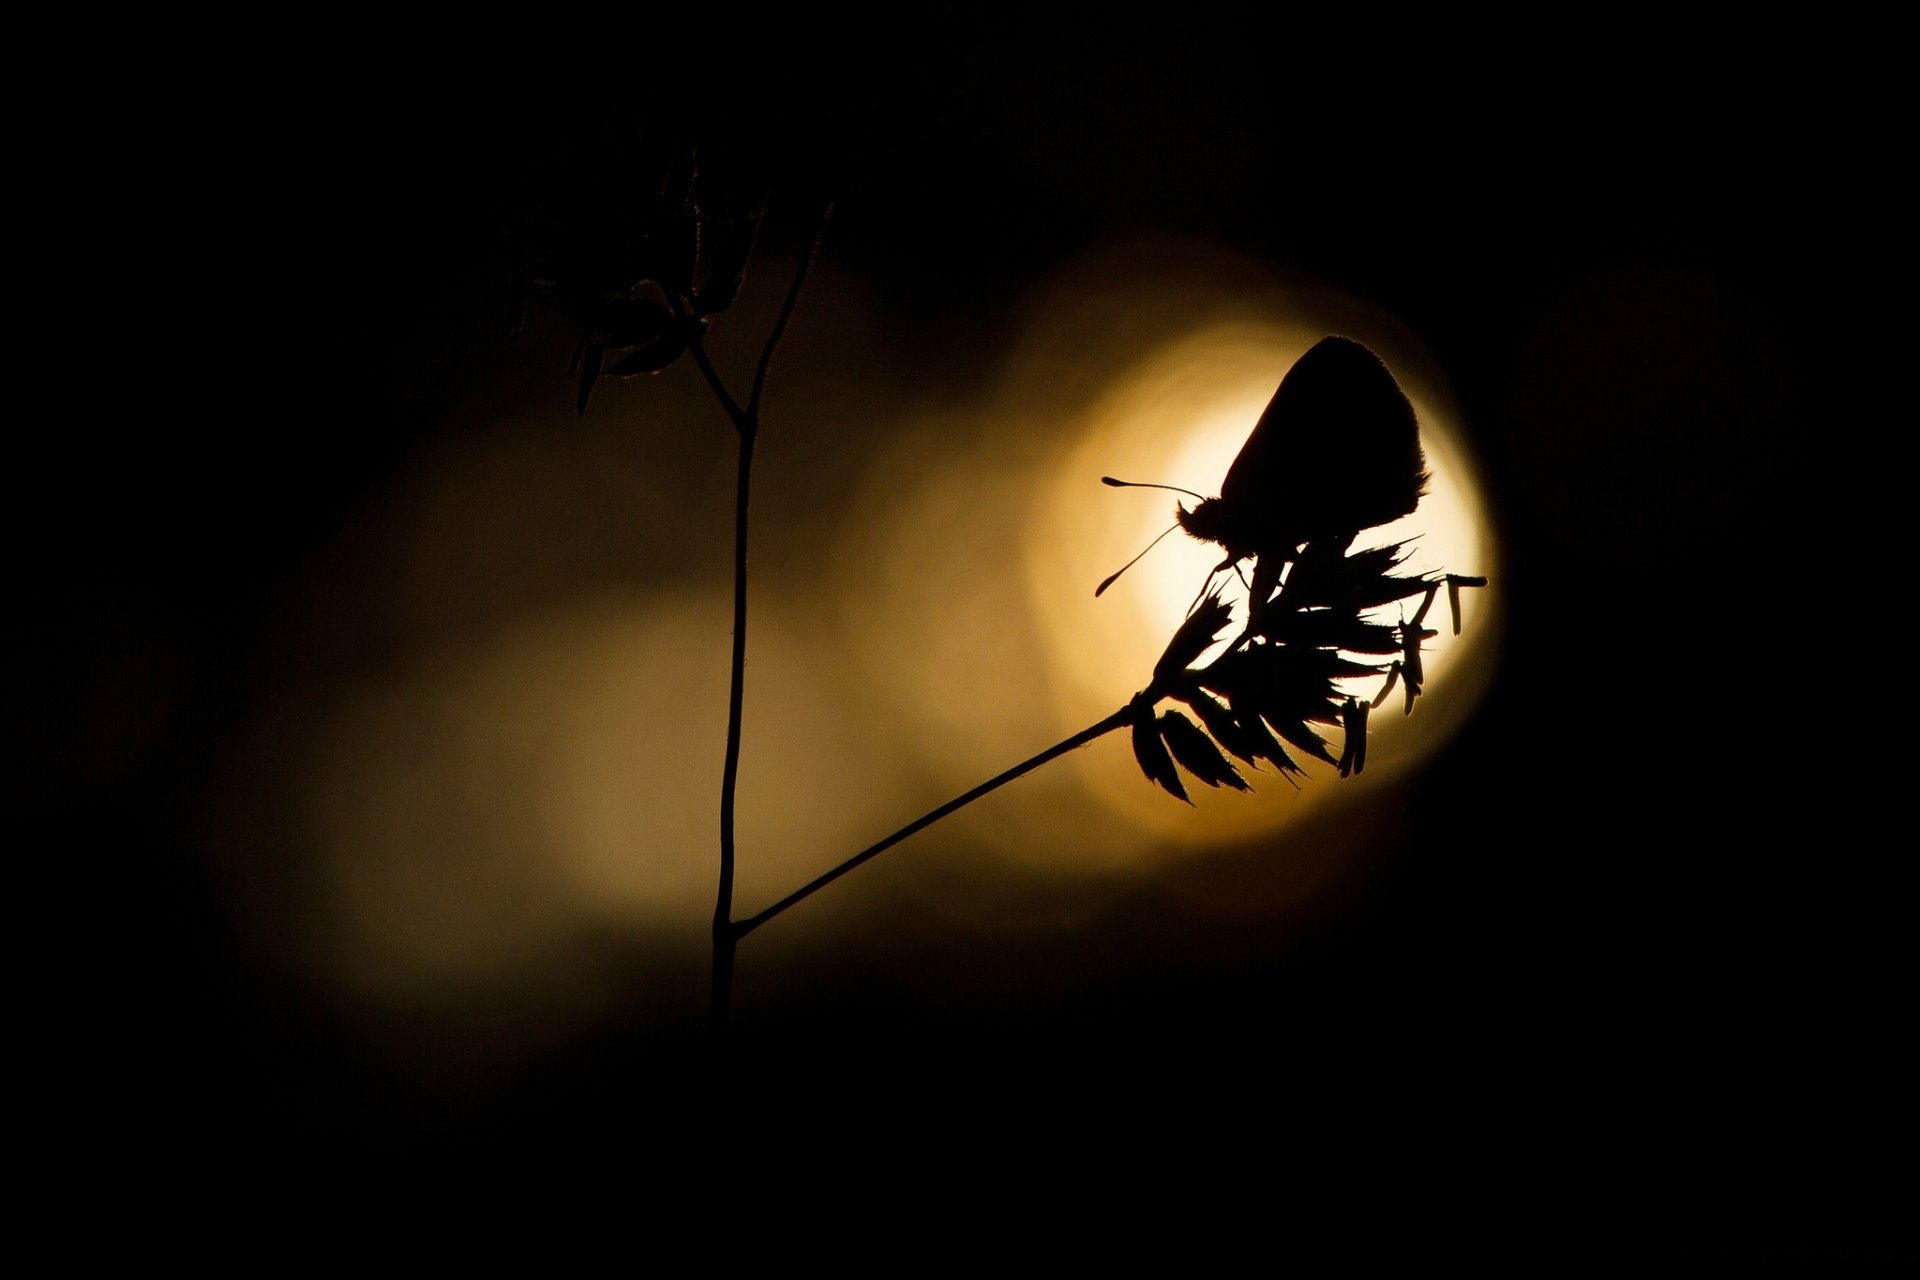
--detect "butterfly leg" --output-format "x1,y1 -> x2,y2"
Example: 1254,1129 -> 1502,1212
1242,554 -> 1286,637
1187,555 -> 1238,614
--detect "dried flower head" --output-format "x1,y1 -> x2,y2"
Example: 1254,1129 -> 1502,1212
1129,537 -> 1484,800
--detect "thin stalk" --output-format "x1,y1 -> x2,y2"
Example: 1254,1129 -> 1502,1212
682,335 -> 748,432
734,707 -> 1133,940
707,202 -> 834,1034
710,419 -> 752,1033
748,202 -> 832,422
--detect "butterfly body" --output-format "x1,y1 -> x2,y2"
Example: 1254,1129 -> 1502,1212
1178,336 -> 1429,568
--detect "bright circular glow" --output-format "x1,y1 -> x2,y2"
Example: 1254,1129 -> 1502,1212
1023,315 -> 1497,849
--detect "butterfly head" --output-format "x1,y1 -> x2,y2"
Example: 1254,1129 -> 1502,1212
1176,495 -> 1279,564
1174,497 -> 1224,545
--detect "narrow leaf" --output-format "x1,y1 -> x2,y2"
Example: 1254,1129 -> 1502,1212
1323,654 -> 1389,682
1153,594 -> 1233,685
1236,711 -> 1301,776
1346,574 -> 1442,612
1189,691 -> 1301,776
1264,609 -> 1399,654
1160,711 -> 1249,790
1182,691 -> 1258,766
1284,542 -> 1413,608
1132,716 -> 1190,803
1261,711 -> 1337,765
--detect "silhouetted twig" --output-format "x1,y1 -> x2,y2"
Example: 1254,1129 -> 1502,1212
734,708 -> 1132,939
701,200 -> 835,1034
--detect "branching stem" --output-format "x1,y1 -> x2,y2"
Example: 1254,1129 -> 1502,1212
749,203 -> 832,422
705,200 -> 834,1035
682,334 -> 748,432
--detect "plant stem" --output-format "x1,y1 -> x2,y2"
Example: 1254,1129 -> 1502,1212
749,202 -> 832,422
707,202 -> 834,1036
733,707 -> 1133,940
711,416 -> 753,1035
682,336 -> 748,431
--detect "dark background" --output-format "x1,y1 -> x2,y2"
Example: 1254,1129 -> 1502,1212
36,26 -> 1907,1252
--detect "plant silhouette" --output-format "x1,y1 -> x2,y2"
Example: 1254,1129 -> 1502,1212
1128,543 -> 1484,799
509,127 -> 1486,1031
508,130 -> 767,411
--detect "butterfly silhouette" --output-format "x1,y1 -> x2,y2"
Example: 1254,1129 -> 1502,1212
1178,336 -> 1427,561
1101,336 -> 1430,610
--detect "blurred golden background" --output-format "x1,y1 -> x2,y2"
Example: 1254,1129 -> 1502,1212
195,240 -> 1499,1072
33,27 -> 1904,1243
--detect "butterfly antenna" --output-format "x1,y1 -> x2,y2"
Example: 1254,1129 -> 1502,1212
1095,522 -> 1181,596
1101,476 -> 1206,502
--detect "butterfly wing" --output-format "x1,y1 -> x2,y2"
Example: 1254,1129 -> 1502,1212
1217,337 -> 1429,555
